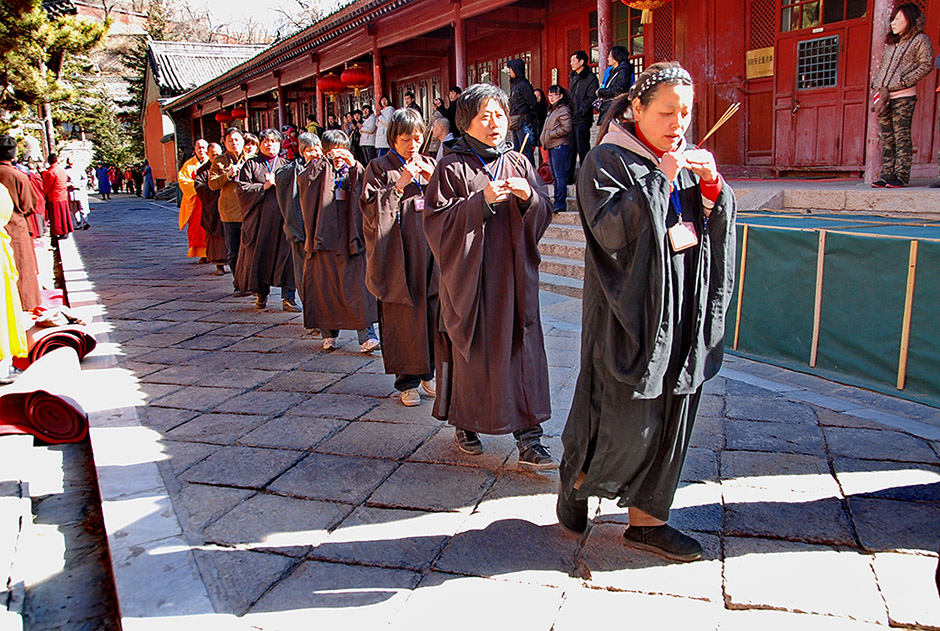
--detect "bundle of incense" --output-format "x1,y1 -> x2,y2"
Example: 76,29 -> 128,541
505,133 -> 530,175
698,102 -> 740,146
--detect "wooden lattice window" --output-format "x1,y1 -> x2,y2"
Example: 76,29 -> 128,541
751,0 -> 776,48
653,3 -> 674,62
797,34 -> 839,89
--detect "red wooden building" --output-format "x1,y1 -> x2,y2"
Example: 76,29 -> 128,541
162,0 -> 940,180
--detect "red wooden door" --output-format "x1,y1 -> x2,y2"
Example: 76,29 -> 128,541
773,0 -> 872,172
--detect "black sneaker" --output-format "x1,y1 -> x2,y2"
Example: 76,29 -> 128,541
518,443 -> 559,471
454,429 -> 483,455
929,180 -> 940,189
622,524 -> 703,562
255,297 -> 268,309
885,176 -> 906,188
233,289 -> 248,297
872,179 -> 888,188
556,485 -> 588,535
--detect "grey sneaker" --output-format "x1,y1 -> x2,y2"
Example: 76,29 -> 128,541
454,429 -> 483,455
518,443 -> 559,471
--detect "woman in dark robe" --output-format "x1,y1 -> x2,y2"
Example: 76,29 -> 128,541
194,143 -> 227,275
361,108 -> 438,407
556,62 -> 736,562
423,83 -> 556,470
298,130 -> 379,352
235,128 -> 298,311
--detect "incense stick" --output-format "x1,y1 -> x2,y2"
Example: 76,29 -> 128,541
698,102 -> 740,146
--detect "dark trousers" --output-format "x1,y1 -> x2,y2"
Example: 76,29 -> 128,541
549,144 -> 571,212
221,221 -> 241,287
325,325 -> 377,343
395,372 -> 434,392
513,425 -> 544,450
512,124 -> 535,170
361,145 -> 377,165
878,96 -> 917,184
566,120 -> 593,180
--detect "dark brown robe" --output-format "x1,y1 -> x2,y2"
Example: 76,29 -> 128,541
193,161 -> 226,265
360,152 -> 439,375
0,162 -> 41,311
297,157 -> 377,331
234,156 -> 294,294
422,140 -> 553,435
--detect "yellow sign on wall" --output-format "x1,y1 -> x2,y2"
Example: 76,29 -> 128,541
746,47 -> 775,79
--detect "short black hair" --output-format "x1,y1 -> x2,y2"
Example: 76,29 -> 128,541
322,129 -> 350,153
48,153 -> 58,164
609,45 -> 630,65
571,50 -> 589,66
362,104 -> 372,114
448,86 -> 462,95
404,91 -> 415,99
223,127 -> 243,140
455,83 -> 509,133
258,128 -> 283,142
386,108 -> 426,147
244,133 -> 259,145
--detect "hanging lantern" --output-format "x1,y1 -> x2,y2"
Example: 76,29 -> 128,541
215,110 -> 233,124
341,64 -> 371,97
621,0 -> 671,24
230,104 -> 247,119
319,72 -> 346,103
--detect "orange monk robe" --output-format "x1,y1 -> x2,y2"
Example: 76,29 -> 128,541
178,155 -> 207,258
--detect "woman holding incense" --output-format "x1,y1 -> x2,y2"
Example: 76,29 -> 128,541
556,62 -> 736,562
423,83 -> 556,470
360,108 -> 438,407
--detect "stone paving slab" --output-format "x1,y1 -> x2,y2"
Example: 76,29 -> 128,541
268,452 -> 398,504
871,552 -> 940,628
181,446 -> 304,489
236,416 -> 348,451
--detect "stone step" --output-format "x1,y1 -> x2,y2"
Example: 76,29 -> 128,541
544,223 -> 585,243
539,238 -> 584,261
539,271 -> 583,299
551,209 -> 581,225
539,254 -> 584,280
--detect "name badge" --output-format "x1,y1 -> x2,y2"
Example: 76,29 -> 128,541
668,221 -> 698,252
335,187 -> 347,201
414,198 -> 425,211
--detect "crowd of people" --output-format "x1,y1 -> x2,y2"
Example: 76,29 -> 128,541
93,162 -> 156,199
171,53 -> 737,564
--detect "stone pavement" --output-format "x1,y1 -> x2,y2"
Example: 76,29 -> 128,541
54,194 -> 940,630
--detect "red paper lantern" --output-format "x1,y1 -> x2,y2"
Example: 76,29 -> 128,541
319,72 -> 346,103
215,110 -> 233,124
621,0 -> 671,23
341,64 -> 371,97
230,105 -> 247,119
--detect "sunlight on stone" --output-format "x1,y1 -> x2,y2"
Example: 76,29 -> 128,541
102,494 -> 166,533
835,467 -> 940,496
325,511 -> 467,544
721,474 -> 841,501
19,523 -> 66,585
259,528 -> 332,549
74,368 -> 148,413
89,426 -> 168,466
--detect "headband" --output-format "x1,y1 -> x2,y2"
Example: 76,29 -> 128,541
633,67 -> 694,100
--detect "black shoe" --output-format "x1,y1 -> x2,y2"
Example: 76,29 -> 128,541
872,179 -> 888,188
556,485 -> 588,535
930,180 -> 940,189
517,442 -> 559,471
233,289 -> 248,297
282,299 -> 301,313
622,524 -> 703,562
215,265 -> 225,276
255,296 -> 268,309
454,429 -> 483,455
885,176 -> 906,188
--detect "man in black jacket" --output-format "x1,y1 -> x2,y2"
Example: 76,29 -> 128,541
567,50 -> 599,180
596,46 -> 634,124
507,59 -> 537,167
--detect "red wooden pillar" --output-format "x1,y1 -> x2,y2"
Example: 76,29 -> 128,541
275,71 -> 286,129
455,15 -> 467,88
597,0 -> 611,78
865,0 -> 894,184
373,38 -> 384,101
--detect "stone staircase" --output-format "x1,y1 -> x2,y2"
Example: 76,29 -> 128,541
539,206 -> 585,299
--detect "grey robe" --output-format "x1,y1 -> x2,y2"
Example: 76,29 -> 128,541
234,156 -> 294,295
559,122 -> 736,521
423,140 -> 552,435
360,152 -> 439,376
298,157 -> 377,330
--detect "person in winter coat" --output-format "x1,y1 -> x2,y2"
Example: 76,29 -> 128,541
375,95 -> 395,158
507,58 -> 538,168
870,3 -> 934,188
567,49 -> 599,180
596,45 -> 634,122
539,85 -> 573,212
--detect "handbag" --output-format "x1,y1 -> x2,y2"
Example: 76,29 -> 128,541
537,147 -> 553,184
871,90 -> 888,115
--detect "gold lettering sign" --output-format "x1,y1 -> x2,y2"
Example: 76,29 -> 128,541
746,47 -> 775,79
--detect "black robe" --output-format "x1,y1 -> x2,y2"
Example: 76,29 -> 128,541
193,161 -> 226,265
297,157 -> 377,331
423,138 -> 553,435
559,122 -> 736,521
360,152 -> 439,376
234,156 -> 294,294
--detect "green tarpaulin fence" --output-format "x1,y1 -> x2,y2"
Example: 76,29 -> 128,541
726,212 -> 940,408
